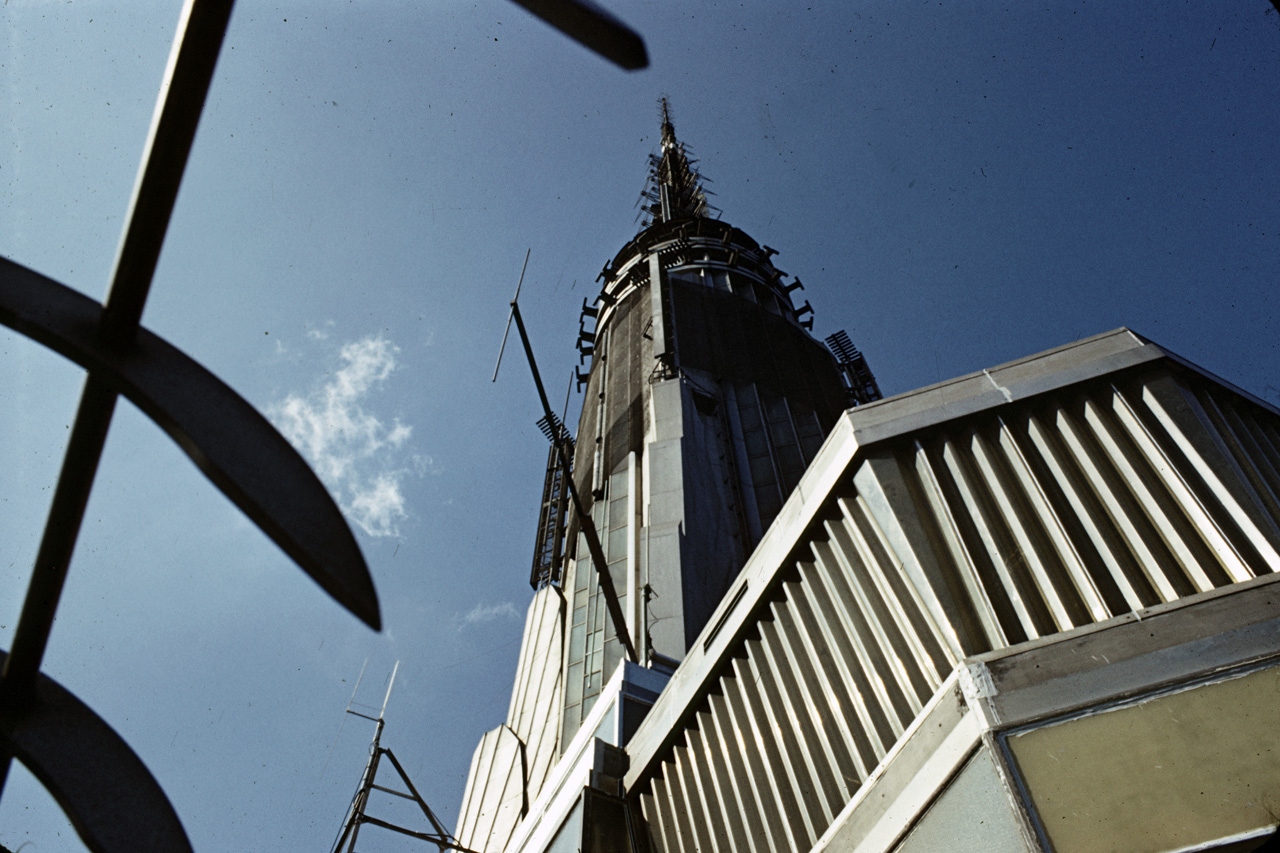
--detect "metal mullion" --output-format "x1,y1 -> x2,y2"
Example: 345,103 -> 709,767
1140,382 -> 1280,572
910,439 -> 1009,647
935,438 -> 1048,640
746,383 -> 786,508
1083,396 -> 1214,593
770,395 -> 806,484
746,633 -> 827,840
996,416 -> 1113,623
464,730 -> 501,845
1200,389 -> 1280,521
1023,410 -> 1149,613
730,655 -> 809,851
672,743 -> 717,853
686,718 -> 736,853
489,737 -> 526,850
968,427 -> 1082,632
1112,387 -> 1251,584
1208,394 -> 1280,541
806,540 -> 906,745
1232,402 -> 1280,498
836,494 -> 957,681
773,582 -> 860,804
706,692 -> 773,853
508,594 -> 544,725
646,776 -> 683,853
660,757 -> 696,853
788,563 -> 875,781
757,611 -> 840,827
1055,402 -> 1181,602
818,518 -> 935,713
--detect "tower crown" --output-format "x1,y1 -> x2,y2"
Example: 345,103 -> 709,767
640,98 -> 715,227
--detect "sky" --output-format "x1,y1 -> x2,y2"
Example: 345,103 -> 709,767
2,1 -> 1278,850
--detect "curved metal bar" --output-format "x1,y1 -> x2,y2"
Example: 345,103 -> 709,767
0,649 -> 193,853
0,256 -> 381,630
507,0 -> 647,70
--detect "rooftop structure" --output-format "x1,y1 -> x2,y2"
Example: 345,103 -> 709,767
455,110 -> 1280,853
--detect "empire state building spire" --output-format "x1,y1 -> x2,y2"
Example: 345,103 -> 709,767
641,98 -> 714,226
458,101 -> 882,853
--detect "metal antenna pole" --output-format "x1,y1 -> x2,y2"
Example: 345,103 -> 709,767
509,302 -> 638,663
329,662 -> 471,853
379,660 -> 399,719
492,248 -> 532,383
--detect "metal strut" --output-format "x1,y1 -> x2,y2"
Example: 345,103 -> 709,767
493,262 -> 638,663
330,663 -> 473,853
509,302 -> 639,664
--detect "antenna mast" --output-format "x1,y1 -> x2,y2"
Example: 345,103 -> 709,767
329,662 -> 471,853
492,254 -> 639,663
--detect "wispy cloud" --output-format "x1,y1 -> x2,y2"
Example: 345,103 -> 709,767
306,319 -> 336,341
269,335 -> 416,537
462,602 -> 520,624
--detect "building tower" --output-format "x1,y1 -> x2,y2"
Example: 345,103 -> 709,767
455,100 -> 881,851
560,99 -> 878,727
459,100 -> 1280,853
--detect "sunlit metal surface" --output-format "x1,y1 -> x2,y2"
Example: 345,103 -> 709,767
624,329 -> 1280,852
456,587 -> 566,851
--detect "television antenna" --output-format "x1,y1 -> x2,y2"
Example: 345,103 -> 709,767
492,252 -> 638,663
329,661 -> 470,853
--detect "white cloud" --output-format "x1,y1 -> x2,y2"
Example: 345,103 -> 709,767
462,602 -> 520,624
269,335 -> 417,538
306,319 -> 336,341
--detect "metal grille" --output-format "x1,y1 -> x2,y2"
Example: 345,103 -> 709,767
531,441 -> 572,589
632,362 -> 1280,851
896,369 -> 1280,650
637,498 -> 955,853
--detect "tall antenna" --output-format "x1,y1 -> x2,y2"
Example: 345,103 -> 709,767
637,97 -> 717,228
491,255 -> 638,662
492,248 -> 531,383
329,662 -> 470,853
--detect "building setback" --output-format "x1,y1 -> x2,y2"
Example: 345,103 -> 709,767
455,104 -> 1280,853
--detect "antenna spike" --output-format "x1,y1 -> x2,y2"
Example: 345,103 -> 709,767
346,657 -> 369,713
379,660 -> 399,720
492,249 -> 532,382
640,98 -> 711,227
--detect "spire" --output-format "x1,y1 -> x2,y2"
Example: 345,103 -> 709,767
639,98 -> 716,228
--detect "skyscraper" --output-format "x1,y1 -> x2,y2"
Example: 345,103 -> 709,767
560,99 -> 879,716
456,103 -> 1280,853
456,99 -> 881,851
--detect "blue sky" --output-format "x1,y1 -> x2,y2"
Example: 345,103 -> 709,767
2,1 -> 1278,850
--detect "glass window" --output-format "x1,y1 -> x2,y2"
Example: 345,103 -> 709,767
667,268 -> 702,288
608,526 -> 629,561
565,661 -> 585,706
730,273 -> 758,303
